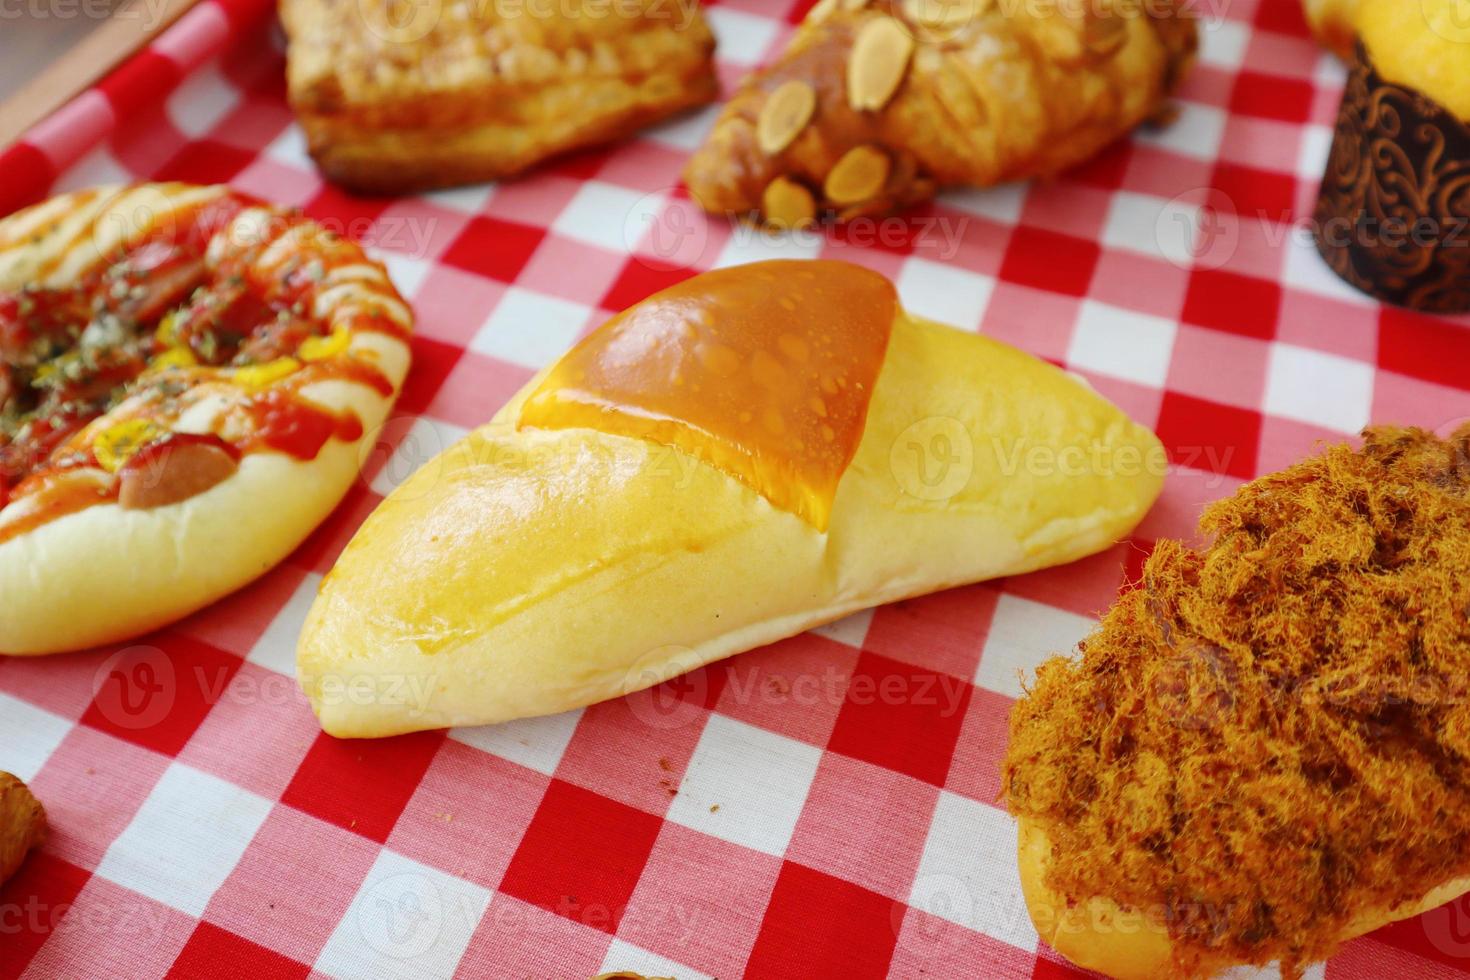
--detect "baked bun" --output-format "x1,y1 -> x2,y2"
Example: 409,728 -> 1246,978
297,259 -> 1164,737
0,184 -> 412,654
1005,425 -> 1470,978
280,0 -> 718,193
1018,819 -> 1470,980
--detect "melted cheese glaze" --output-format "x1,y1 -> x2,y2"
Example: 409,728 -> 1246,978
518,259 -> 896,529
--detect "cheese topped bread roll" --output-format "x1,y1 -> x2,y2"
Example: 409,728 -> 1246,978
297,260 -> 1165,738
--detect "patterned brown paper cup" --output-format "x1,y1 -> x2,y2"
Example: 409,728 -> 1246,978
1313,41 -> 1470,313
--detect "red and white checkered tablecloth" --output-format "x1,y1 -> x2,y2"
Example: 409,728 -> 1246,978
4,0 -> 1470,977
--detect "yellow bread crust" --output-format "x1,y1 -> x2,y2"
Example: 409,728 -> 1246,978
0,184 -> 412,654
1018,818 -> 1470,978
298,310 -> 1166,737
1359,0 -> 1470,122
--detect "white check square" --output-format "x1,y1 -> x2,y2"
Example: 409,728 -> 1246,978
470,286 -> 592,371
247,573 -> 323,676
911,792 -> 1037,951
316,849 -> 490,980
600,939 -> 712,980
552,182 -> 656,254
1264,343 -> 1374,434
705,7 -> 780,62
166,63 -> 241,139
1133,103 -> 1226,161
450,707 -> 585,777
95,764 -> 272,917
0,694 -> 73,782
665,714 -> 822,856
897,258 -> 994,331
811,609 -> 874,650
976,594 -> 1095,700
1068,300 -> 1178,387
1102,190 -> 1197,268
369,417 -> 470,498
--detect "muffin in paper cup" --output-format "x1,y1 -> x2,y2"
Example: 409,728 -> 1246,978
1313,1 -> 1470,313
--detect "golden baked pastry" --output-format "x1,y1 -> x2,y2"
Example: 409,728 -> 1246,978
1004,425 -> 1470,978
280,0 -> 719,194
297,259 -> 1165,738
1,773 -> 46,887
684,0 -> 1197,225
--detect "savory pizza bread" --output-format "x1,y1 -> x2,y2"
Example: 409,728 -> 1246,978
0,184 -> 412,655
298,259 -> 1165,738
0,773 -> 46,887
280,0 -> 719,194
684,0 -> 1196,225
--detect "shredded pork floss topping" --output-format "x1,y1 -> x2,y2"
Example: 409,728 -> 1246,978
1003,425 -> 1470,978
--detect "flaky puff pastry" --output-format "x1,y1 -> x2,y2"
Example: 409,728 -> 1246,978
0,773 -> 45,888
281,0 -> 719,194
684,0 -> 1196,225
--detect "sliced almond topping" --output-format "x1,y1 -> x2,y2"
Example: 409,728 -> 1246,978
757,80 -> 818,156
762,177 -> 818,228
824,145 -> 891,205
901,0 -> 989,31
847,17 -> 915,113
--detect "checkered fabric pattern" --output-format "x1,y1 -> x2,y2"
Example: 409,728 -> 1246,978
3,0 -> 1470,976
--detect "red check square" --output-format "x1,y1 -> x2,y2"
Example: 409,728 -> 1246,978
1229,72 -> 1314,124
713,633 -> 860,750
1379,307 -> 1470,393
387,739 -> 550,890
27,727 -> 169,870
392,334 -> 466,416
1182,268 -> 1282,340
619,823 -> 783,979
600,257 -> 700,313
998,227 -> 1100,297
280,730 -> 445,843
440,215 -> 546,282
154,140 -> 259,184
891,907 -> 1043,979
1154,391 -> 1262,482
825,652 -> 973,789
745,861 -> 899,979
81,634 -> 242,758
786,753 -> 940,900
863,585 -> 997,681
0,853 -> 91,980
1209,161 -> 1297,222
945,686 -> 1018,807
19,875 -> 195,979
167,923 -> 309,980
203,805 -> 378,964
498,778 -> 664,934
